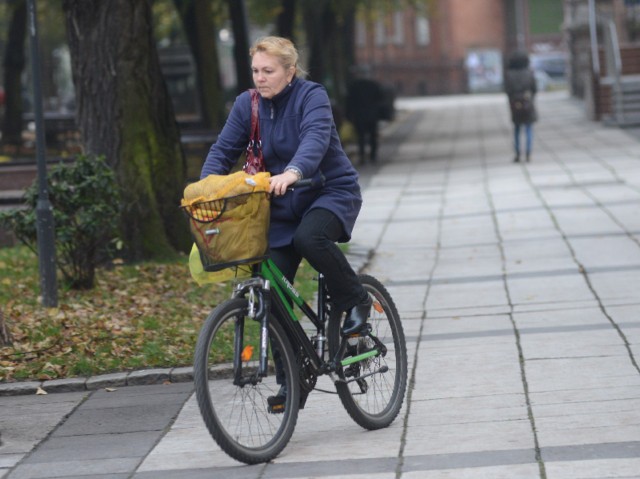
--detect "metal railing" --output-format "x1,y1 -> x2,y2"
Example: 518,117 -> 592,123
589,0 -> 625,124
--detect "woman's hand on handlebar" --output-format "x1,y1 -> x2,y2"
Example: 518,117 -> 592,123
269,170 -> 299,196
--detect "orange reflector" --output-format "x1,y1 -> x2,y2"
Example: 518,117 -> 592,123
241,345 -> 254,362
373,301 -> 384,313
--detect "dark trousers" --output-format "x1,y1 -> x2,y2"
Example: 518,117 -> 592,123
269,208 -> 367,388
354,119 -> 379,162
270,207 -> 367,313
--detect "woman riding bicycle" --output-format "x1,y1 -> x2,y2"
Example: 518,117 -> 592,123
200,36 -> 372,394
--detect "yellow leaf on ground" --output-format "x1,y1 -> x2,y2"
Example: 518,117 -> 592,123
36,387 -> 48,395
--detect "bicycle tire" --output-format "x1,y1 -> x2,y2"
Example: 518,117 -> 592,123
328,274 -> 408,430
193,297 -> 300,464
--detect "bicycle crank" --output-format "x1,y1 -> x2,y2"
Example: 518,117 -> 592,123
336,365 -> 389,386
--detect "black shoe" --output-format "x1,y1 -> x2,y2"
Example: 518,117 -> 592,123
342,295 -> 373,335
525,154 -> 531,162
267,385 -> 287,414
513,155 -> 520,163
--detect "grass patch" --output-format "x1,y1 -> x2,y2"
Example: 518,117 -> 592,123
0,245 -> 325,382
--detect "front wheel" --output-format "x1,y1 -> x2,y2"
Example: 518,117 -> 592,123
193,298 -> 300,464
328,274 -> 408,430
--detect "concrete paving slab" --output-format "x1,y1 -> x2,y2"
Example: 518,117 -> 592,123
21,431 -> 160,463
8,457 -> 140,479
571,237 -> 640,269
6,384 -> 193,478
503,251 -> 577,276
366,248 -> 437,284
425,280 -> 508,312
586,270 -> 640,306
403,419 -> 536,457
534,188 -> 594,208
494,210 -> 560,241
379,220 -> 441,249
525,356 -> 639,393
553,208 -> 629,237
0,392 -> 87,456
507,273 -> 595,307
403,463 -> 541,479
543,457 -> 640,479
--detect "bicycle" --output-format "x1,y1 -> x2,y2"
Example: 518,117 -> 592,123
184,183 -> 408,465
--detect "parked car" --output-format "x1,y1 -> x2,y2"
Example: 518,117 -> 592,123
531,52 -> 567,90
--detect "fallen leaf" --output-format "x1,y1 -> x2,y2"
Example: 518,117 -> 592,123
36,387 -> 48,395
105,387 -> 117,392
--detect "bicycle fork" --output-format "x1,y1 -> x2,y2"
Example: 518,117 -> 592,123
232,280 -> 271,386
258,282 -> 271,377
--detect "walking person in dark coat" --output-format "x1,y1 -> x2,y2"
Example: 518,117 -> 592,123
504,51 -> 538,162
346,67 -> 384,164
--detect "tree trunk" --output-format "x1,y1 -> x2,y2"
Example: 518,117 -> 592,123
2,0 -> 27,146
330,6 -> 356,103
276,0 -> 296,41
302,0 -> 331,84
63,0 -> 190,260
0,309 -> 12,347
173,0 -> 225,130
227,0 -> 252,93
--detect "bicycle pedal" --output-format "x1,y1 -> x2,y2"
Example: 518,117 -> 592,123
347,323 -> 371,337
268,403 -> 285,414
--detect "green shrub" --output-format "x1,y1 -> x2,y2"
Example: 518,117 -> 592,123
0,154 -> 121,289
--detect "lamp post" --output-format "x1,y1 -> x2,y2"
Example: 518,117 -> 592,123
27,0 -> 57,307
514,0 -> 526,51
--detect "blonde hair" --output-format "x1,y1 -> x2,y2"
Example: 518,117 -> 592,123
250,36 -> 307,77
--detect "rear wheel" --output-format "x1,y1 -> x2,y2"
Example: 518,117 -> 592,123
193,298 -> 300,464
328,274 -> 408,430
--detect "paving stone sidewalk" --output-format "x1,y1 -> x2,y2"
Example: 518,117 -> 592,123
1,90 -> 639,478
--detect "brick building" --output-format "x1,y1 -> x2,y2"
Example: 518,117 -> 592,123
355,0 -> 564,96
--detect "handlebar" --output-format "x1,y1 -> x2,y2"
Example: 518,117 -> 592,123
289,178 -> 313,190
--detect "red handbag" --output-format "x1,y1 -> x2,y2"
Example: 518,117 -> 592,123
243,89 -> 266,174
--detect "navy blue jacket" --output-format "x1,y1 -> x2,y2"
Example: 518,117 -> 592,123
201,78 -> 362,248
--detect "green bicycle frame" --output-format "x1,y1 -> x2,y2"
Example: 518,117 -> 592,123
260,259 -> 320,325
256,258 -> 382,372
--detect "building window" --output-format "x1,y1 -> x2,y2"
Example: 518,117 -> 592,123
375,19 -> 385,46
416,15 -> 430,46
393,11 -> 404,45
356,19 -> 366,47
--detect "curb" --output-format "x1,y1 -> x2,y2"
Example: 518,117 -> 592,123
0,248 -> 372,397
0,367 -> 194,397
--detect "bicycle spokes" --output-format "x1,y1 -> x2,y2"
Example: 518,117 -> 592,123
329,275 -> 408,430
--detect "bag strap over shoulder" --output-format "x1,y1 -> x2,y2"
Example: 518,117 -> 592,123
243,89 -> 266,174
249,89 -> 261,145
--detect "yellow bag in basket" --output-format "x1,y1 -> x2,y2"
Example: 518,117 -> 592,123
188,243 -> 251,285
182,171 -> 271,275
182,170 -> 271,204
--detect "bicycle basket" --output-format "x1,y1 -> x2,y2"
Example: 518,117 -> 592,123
182,191 -> 270,272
